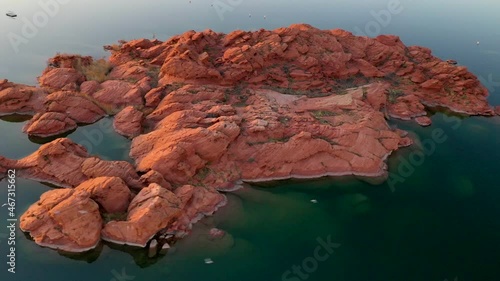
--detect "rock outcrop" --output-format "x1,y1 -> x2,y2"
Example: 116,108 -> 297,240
0,79 -> 47,115
74,177 -> 131,213
101,183 -> 181,247
1,24 -> 497,253
19,189 -> 102,252
113,106 -> 144,138
38,68 -> 85,91
22,91 -> 106,137
5,138 -> 141,189
415,116 -> 432,127
170,184 -> 227,235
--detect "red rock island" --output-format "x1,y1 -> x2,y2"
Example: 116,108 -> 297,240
0,24 -> 496,253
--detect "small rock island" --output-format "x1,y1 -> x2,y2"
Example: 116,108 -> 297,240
0,24 -> 497,253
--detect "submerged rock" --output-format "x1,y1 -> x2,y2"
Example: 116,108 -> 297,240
209,228 -> 226,239
159,242 -> 170,255
0,80 -> 47,115
148,239 -> 158,258
23,112 -> 77,137
414,116 -> 432,127
3,138 -> 141,188
38,68 -> 85,90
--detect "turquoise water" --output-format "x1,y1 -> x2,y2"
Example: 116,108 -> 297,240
1,0 -> 500,280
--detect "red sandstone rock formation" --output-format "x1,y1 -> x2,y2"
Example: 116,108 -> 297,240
0,79 -> 47,115
19,189 -> 102,252
170,184 -> 226,234
19,177 -> 129,252
1,24 -> 494,135
1,24 -> 497,252
5,138 -> 141,189
113,106 -> 144,138
414,116 -> 432,127
209,228 -> 226,239
101,183 -> 181,247
75,177 -> 132,213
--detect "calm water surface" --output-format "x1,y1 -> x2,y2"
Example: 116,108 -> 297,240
0,1 -> 499,280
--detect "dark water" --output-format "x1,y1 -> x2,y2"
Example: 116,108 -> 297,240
1,1 -> 499,280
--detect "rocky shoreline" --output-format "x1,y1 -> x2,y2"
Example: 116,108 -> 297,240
0,24 -> 497,253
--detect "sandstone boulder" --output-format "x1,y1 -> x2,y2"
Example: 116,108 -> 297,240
101,183 -> 181,247
75,177 -> 131,213
92,80 -> 143,109
113,106 -> 143,138
9,138 -> 141,188
20,189 -> 102,252
415,116 -> 432,126
3,24 -> 497,253
23,112 -> 77,137
38,68 -> 85,90
0,84 -> 47,115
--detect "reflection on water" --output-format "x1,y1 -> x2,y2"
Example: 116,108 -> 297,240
0,114 -> 32,123
0,116 -> 132,161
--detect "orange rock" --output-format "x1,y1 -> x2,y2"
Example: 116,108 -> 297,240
81,157 -> 142,189
159,57 -> 222,85
170,185 -> 226,233
92,80 -> 143,109
101,183 -> 181,247
409,71 -> 427,83
38,68 -> 85,90
108,61 -> 148,81
0,83 -> 47,115
75,177 -> 131,213
20,189 -> 102,252
130,125 -> 240,184
113,106 -> 143,138
375,34 -> 403,46
45,91 -> 106,123
8,138 -> 141,188
2,24 -> 497,253
352,59 -> 385,77
0,156 -> 12,178
139,170 -> 173,190
387,94 -> 426,120
420,79 -> 444,90
415,116 -> 432,126
23,112 -> 77,137
46,54 -> 92,69
122,38 -> 155,50
144,86 -> 167,108
80,80 -> 100,95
